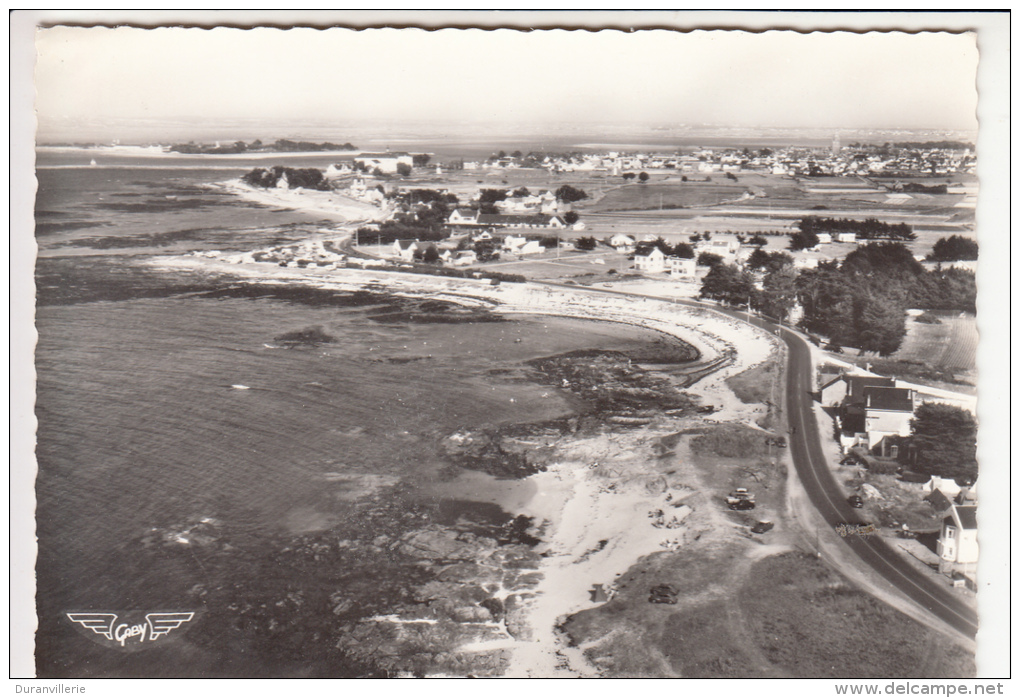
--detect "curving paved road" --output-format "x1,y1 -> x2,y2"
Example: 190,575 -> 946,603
539,282 -> 979,638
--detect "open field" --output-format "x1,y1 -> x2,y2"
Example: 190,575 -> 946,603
893,312 -> 978,371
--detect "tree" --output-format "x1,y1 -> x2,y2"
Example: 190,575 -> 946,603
928,235 -> 979,262
756,267 -> 799,322
671,242 -> 695,258
699,263 -> 753,305
851,293 -> 906,355
746,248 -> 793,273
563,211 -> 580,225
421,245 -> 441,264
906,403 -> 978,483
555,185 -> 588,203
638,172 -> 649,183
622,172 -> 636,181
681,175 -> 688,182
412,153 -> 431,167
697,252 -> 724,268
689,233 -> 702,243
396,162 -> 412,177
749,234 -> 768,247
575,236 -> 598,251
789,230 -> 820,251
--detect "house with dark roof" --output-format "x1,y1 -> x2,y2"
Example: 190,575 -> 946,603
819,374 -> 894,407
476,213 -> 565,229
937,504 -> 978,575
862,386 -> 915,455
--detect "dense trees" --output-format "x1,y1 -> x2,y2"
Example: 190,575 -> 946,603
563,211 -> 580,225
412,153 -> 431,167
798,216 -> 916,241
928,235 -> 979,262
555,185 -> 588,203
789,230 -> 820,251
671,242 -> 696,259
638,172 -> 650,183
622,172 -> 636,181
241,166 -> 330,191
905,404 -> 978,483
699,263 -> 753,305
795,242 -> 974,355
396,163 -> 412,176
697,252 -> 723,268
745,248 -> 793,273
575,236 -> 598,251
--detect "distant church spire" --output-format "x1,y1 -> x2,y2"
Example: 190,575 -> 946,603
831,131 -> 841,155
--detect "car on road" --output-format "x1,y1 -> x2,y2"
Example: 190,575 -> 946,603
847,494 -> 864,508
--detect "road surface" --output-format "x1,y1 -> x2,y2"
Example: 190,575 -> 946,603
540,281 -> 979,638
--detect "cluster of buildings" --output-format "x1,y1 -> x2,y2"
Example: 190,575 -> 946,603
819,373 -> 976,455
820,373 -> 979,585
459,142 -> 974,179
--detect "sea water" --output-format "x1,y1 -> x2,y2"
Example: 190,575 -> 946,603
31,157 -> 683,676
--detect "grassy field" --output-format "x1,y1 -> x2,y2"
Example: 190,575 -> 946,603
893,312 -> 978,371
586,182 -> 749,212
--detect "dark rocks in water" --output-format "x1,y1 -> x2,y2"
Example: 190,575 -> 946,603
274,325 -> 337,346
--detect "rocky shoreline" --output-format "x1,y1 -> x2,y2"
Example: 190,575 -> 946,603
146,256 -> 779,676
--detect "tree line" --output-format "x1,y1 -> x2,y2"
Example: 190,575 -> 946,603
241,166 -> 331,191
798,216 -> 916,241
698,241 -> 976,355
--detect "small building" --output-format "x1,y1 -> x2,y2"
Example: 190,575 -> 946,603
923,476 -> 963,499
836,232 -> 858,244
936,504 -> 978,575
815,233 -> 832,244
696,238 -> 741,262
475,213 -> 564,229
452,250 -> 477,266
609,234 -> 635,251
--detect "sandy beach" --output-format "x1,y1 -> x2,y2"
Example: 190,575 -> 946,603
216,179 -> 389,224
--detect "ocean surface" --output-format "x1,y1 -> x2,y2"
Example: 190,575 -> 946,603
32,154 -> 688,676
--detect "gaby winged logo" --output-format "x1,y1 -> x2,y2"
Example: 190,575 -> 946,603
66,611 -> 196,651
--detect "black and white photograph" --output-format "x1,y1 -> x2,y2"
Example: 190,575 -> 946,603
11,10 -> 1010,687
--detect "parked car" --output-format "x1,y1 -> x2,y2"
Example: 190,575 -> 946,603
729,499 -> 756,511
824,343 -> 844,354
847,495 -> 864,509
751,520 -> 775,534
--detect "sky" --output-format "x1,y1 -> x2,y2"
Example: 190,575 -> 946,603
32,20 -> 980,141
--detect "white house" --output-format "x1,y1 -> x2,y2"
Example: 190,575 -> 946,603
816,233 -> 832,244
836,232 -> 858,243
634,247 -> 667,273
923,476 -> 963,499
609,234 -> 635,251
937,504 -> 978,575
668,256 -> 697,279
696,238 -> 741,262
392,239 -> 419,261
355,152 -> 413,174
447,208 -> 480,226
452,250 -> 477,266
